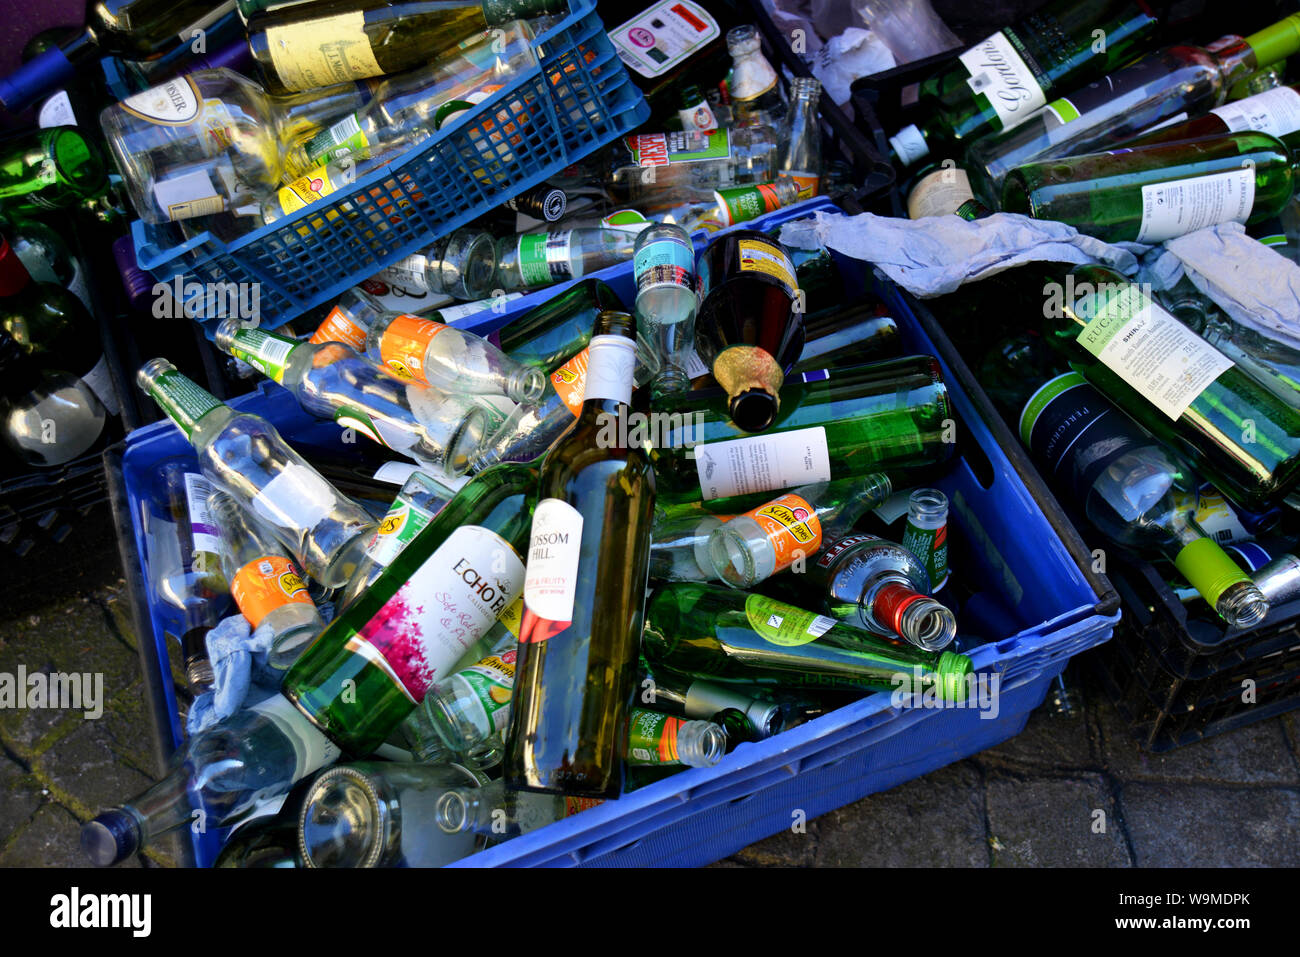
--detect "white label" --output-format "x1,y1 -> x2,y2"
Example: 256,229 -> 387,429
678,99 -> 718,133
808,615 -> 838,638
611,0 -> 721,79
153,169 -> 225,221
438,293 -> 523,323
379,254 -> 431,295
682,348 -> 709,379
1136,168 -> 1255,244
250,463 -> 337,532
694,426 -> 833,500
372,461 -> 421,485
889,124 -> 930,165
80,355 -> 121,417
1076,287 -> 1235,420
583,335 -> 636,405
959,31 -> 1046,129
524,498 -> 584,623
38,91 -> 76,129
122,76 -> 203,125
249,693 -> 342,782
907,169 -> 975,219
1211,87 -> 1300,138
183,472 -> 222,557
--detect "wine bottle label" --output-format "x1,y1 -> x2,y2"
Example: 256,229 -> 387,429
715,184 -> 784,228
959,30 -> 1047,129
735,238 -> 797,298
901,519 -> 949,591
1042,55 -> 1178,130
121,77 -> 203,126
225,328 -> 298,383
626,710 -> 684,765
1134,168 -> 1256,244
366,499 -> 438,568
38,91 -> 76,129
634,233 -> 695,300
521,498 -> 584,637
183,472 -> 223,558
358,525 -> 525,701
584,335 -> 636,406
264,12 -> 385,92
1074,285 -> 1235,420
310,307 -> 370,351
153,169 -> 226,222
379,254 -> 431,296
610,0 -> 720,79
550,347 -> 592,417
304,113 -> 370,167
1211,86 -> 1300,138
148,368 -> 223,437
1171,489 -> 1251,545
231,556 -> 313,629
378,314 -> 449,381
517,232 -> 574,287
250,463 -> 337,533
627,129 -> 732,167
276,160 -> 359,215
694,426 -> 831,500
80,355 -> 121,417
744,493 -> 822,573
908,169 -> 975,219
744,593 -> 837,647
249,693 -> 342,783
453,647 -> 517,737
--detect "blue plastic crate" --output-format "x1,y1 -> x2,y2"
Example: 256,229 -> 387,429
113,197 -> 1118,867
127,0 -> 649,333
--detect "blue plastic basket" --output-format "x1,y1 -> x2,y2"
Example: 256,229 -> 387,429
112,198 -> 1119,867
127,0 -> 649,332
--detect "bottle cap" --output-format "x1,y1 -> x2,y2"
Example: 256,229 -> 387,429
889,125 -> 930,166
1245,14 -> 1300,72
1173,537 -> 1254,609
112,235 -> 156,312
0,237 -> 33,297
0,46 -> 77,113
506,185 -> 567,222
80,810 -> 140,867
934,651 -> 972,704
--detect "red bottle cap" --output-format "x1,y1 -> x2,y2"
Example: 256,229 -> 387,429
0,238 -> 33,298
872,581 -> 926,638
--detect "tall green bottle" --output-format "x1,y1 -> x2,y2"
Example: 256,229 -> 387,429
1041,263 -> 1300,509
282,461 -> 535,756
0,127 -> 107,216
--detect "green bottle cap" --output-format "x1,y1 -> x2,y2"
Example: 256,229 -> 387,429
1245,15 -> 1300,72
1173,538 -> 1251,608
935,651 -> 972,703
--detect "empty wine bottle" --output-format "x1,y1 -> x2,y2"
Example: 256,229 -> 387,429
0,328 -> 105,467
0,127 -> 108,217
137,359 -> 375,587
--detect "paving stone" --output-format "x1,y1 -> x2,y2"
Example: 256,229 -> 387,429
32,699 -> 158,816
0,754 -> 41,837
986,773 -> 1130,867
1282,712 -> 1300,761
1096,695 -> 1299,785
814,763 -> 988,867
0,802 -> 141,868
1122,784 -> 1300,867
978,698 -> 1096,771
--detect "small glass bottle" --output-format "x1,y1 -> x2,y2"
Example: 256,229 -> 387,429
435,778 -> 586,839
780,76 -> 822,201
901,488 -> 950,593
625,707 -> 727,769
726,25 -> 786,130
633,222 -> 698,399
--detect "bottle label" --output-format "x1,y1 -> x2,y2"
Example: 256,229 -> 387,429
583,335 -> 636,406
38,91 -> 76,129
744,593 -> 837,647
183,472 -> 223,558
1074,285 -> 1235,420
610,0 -> 720,79
550,347 -> 592,417
694,426 -> 832,500
626,710 -> 684,765
366,499 -> 437,568
152,169 -> 226,222
358,525 -> 526,701
634,233 -> 695,300
564,796 -> 604,815
276,160 -> 359,216
304,113 -> 370,167
907,169 -> 975,219
455,648 -> 517,737
735,238 -> 797,298
744,493 -> 822,573
378,254 -> 431,297
1171,489 -> 1251,545
517,232 -> 574,287
1042,55 -> 1179,132
1135,168 -> 1256,244
1211,86 -> 1300,138
249,463 -> 338,534
901,519 -> 949,591
438,294 -> 523,322
627,129 -> 731,167
231,556 -> 313,629
225,328 -> 297,383
815,533 -> 878,570
786,172 -> 820,202
520,498 -> 584,639
716,184 -> 784,228
249,693 -> 342,783
121,76 -> 203,126
959,30 -> 1047,129
264,12 -> 385,92
310,307 -> 370,351
678,99 -> 719,133
149,368 -> 222,437
378,314 -> 448,381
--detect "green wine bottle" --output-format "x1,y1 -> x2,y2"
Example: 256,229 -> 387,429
641,582 -> 971,700
648,356 -> 954,502
1041,263 -> 1300,509
887,0 -> 1158,166
1001,131 -> 1296,243
0,127 -> 107,216
282,460 -> 534,755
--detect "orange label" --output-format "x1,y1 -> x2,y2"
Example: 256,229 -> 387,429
230,556 -> 313,629
746,493 -> 822,572
310,306 -> 369,351
563,796 -> 604,816
550,346 -> 590,417
656,715 -> 683,763
378,314 -> 446,381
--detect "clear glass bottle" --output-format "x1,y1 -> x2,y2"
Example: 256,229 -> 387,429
0,329 -> 104,467
725,25 -> 786,130
493,226 -> 640,294
633,223 -> 698,398
434,777 -> 578,839
900,488 -> 949,592
373,229 -> 498,302
650,511 -> 728,583
780,76 -> 822,201
624,707 -> 727,768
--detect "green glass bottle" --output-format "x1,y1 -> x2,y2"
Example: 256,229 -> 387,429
887,0 -> 1158,166
648,356 -> 954,503
1041,263 -> 1300,510
0,127 -> 107,217
1001,131 -> 1296,243
641,582 -> 971,700
282,460 -> 534,756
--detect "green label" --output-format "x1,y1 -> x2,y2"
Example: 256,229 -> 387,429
227,327 -> 297,383
456,648 -> 516,736
628,129 -> 731,166
716,183 -> 781,225
901,521 -> 949,590
626,709 -> 676,765
149,369 -> 222,438
367,499 -> 435,566
744,594 -> 837,647
304,114 -> 369,166
334,405 -> 383,446
1044,97 -> 1080,124
516,232 -> 571,287
1074,283 -> 1147,355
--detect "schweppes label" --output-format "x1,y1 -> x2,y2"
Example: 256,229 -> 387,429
744,493 -> 822,572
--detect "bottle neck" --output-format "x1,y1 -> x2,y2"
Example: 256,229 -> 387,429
144,367 -> 226,440
218,324 -> 304,385
577,333 -> 636,423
